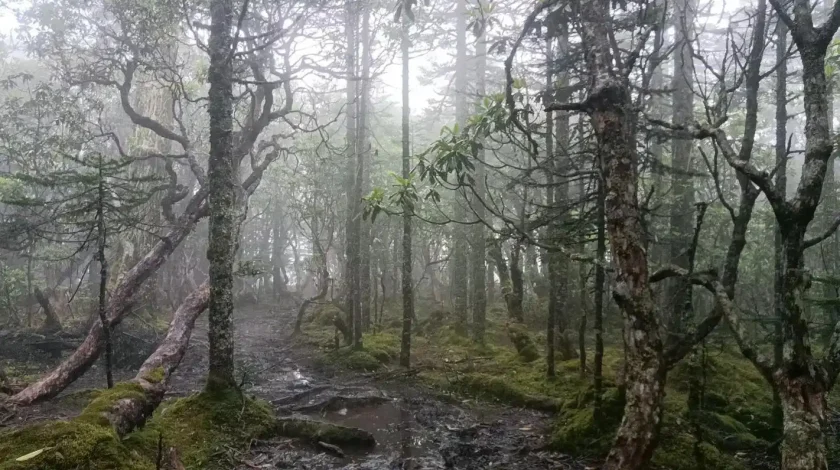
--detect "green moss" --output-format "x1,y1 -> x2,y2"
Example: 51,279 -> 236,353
310,304 -> 342,327
652,433 -> 747,470
0,419 -> 150,470
77,382 -> 148,427
141,367 -> 165,384
448,373 -> 563,411
551,407 -> 614,456
126,388 -> 275,470
363,332 -> 400,364
507,323 -> 539,362
316,348 -> 382,372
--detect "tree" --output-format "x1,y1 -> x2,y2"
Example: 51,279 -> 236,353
398,0 -> 416,368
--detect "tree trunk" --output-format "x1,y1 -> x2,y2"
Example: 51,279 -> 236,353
399,9 -> 414,368
33,287 -> 61,334
544,24 -> 556,377
593,171 -> 607,424
665,0 -> 696,341
206,0 -> 238,392
358,3 -> 373,332
773,14 -> 788,434
489,240 -> 524,323
571,0 -> 666,466
96,175 -> 113,389
470,21 -> 488,344
777,375 -> 828,470
450,0 -> 470,333
8,206 -> 207,405
344,0 -> 361,349
98,284 -> 210,438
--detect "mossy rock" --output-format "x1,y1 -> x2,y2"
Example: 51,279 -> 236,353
652,433 -> 747,470
550,387 -> 624,456
689,410 -> 764,451
316,348 -> 383,372
363,332 -> 400,364
506,322 -> 539,363
450,373 -> 562,412
311,304 -> 343,327
125,388 -> 275,470
0,420 -> 150,470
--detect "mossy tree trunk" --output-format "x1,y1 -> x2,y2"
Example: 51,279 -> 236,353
488,240 -> 524,323
343,0 -> 362,349
206,0 -> 238,392
96,169 -> 114,389
773,12 -> 788,435
399,5 -> 414,368
719,0 -> 840,467
545,0 -> 667,465
469,25 -> 488,344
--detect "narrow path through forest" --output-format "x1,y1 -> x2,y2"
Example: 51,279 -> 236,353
3,302 -> 588,469
181,302 -> 588,469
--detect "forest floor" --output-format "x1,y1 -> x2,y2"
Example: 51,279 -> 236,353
0,302 -> 589,470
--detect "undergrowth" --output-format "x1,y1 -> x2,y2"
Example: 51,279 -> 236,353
301,302 -> 834,470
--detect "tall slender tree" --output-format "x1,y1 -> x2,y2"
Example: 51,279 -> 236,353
206,0 -> 238,392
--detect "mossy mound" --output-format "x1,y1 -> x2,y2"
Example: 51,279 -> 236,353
448,373 -> 563,411
310,303 -> 343,327
125,388 -> 274,470
0,383 -> 155,470
315,348 -> 384,372
550,387 -> 624,456
0,420 -> 149,470
363,332 -> 400,364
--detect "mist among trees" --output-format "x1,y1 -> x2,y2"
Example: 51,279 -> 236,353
1,0 -> 840,468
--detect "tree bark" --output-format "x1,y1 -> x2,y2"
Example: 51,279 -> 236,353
470,15 -> 488,344
96,173 -> 113,389
206,0 -> 238,392
399,8 -> 414,368
33,287 -> 61,334
97,284 -> 210,438
344,0 -> 362,349
665,0 -> 697,341
777,374 -> 829,470
358,3 -> 373,332
450,0 -> 470,332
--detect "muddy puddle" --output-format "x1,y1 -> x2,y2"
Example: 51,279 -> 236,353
240,362 -> 585,470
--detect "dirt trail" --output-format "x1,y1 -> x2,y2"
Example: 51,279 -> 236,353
2,302 -> 585,469
182,303 -> 583,469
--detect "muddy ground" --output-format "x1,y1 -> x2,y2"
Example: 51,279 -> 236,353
1,303 -> 589,469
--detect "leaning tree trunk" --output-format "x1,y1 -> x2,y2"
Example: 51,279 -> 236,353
8,204 -> 207,406
99,284 -> 210,437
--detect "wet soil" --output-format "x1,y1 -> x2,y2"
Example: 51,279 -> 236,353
1,303 -> 586,469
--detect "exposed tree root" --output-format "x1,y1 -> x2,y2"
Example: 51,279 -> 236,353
290,394 -> 391,413
270,416 -> 376,448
